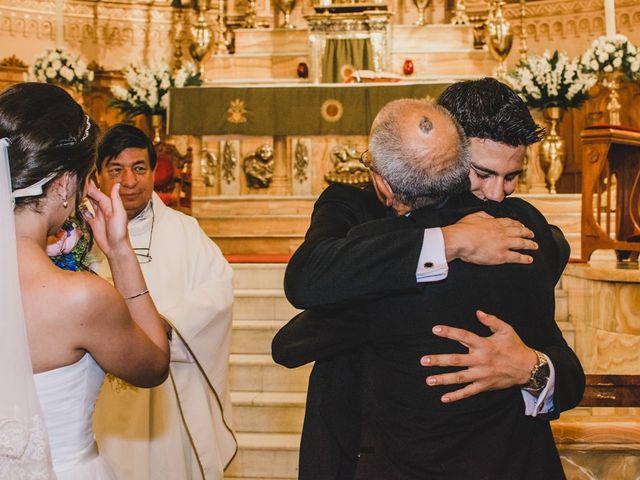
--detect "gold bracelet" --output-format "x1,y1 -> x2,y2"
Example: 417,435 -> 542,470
124,289 -> 149,301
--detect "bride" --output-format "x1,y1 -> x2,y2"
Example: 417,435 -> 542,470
0,83 -> 170,479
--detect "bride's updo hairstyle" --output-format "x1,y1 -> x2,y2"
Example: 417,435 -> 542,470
0,82 -> 99,210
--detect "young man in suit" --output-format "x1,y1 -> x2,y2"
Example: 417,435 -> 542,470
273,79 -> 583,479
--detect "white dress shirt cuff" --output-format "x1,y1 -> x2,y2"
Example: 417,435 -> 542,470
416,228 -> 448,283
521,354 -> 556,416
170,335 -> 195,363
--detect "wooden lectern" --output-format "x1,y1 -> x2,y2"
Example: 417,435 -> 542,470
580,126 -> 640,266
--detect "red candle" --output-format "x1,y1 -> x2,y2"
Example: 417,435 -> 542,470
297,62 -> 309,79
403,59 -> 414,76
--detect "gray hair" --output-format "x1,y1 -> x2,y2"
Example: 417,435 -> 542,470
369,99 -> 470,210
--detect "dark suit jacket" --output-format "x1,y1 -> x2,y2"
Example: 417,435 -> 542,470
273,184 -> 584,480
284,184 -> 425,309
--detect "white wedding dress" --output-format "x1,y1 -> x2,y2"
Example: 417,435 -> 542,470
33,353 -> 118,479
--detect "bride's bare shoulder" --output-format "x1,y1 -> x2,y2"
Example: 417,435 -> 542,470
19,249 -> 125,325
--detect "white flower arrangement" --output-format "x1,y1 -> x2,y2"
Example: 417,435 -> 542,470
110,61 -> 201,119
25,48 -> 94,92
581,34 -> 640,80
507,51 -> 597,110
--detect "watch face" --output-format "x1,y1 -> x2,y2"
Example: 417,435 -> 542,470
532,361 -> 550,389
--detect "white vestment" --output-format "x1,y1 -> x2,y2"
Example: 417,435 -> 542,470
93,193 -> 237,480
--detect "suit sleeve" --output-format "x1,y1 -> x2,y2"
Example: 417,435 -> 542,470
510,200 -> 585,417
540,223 -> 585,416
284,185 -> 424,309
272,307 -> 368,368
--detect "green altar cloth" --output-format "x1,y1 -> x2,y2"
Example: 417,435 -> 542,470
167,83 -> 450,136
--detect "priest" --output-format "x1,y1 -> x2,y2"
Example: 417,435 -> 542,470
92,124 -> 236,480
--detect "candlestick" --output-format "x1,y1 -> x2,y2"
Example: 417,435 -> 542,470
604,0 -> 616,39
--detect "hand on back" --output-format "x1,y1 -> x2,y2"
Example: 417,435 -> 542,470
443,211 -> 538,265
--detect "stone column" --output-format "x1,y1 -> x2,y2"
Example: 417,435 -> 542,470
270,135 -> 291,195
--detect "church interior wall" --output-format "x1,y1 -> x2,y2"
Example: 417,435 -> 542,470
2,1 -> 640,477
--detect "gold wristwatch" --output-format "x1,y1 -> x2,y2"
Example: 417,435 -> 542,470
523,350 -> 550,393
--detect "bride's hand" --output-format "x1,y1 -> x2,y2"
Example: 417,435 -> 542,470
84,180 -> 131,258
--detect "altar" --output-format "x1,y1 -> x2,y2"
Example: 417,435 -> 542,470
167,81 -> 450,254
168,82 -> 449,136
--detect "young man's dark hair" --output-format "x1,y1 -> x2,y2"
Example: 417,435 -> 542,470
97,123 -> 157,171
437,77 -> 545,147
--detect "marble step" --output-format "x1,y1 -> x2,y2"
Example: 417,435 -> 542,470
225,433 -> 300,479
215,236 -> 304,256
231,391 -> 306,434
231,320 -> 284,355
555,289 -> 568,323
229,354 -> 311,392
193,196 -> 315,218
557,321 -> 576,351
232,263 -> 287,291
233,289 -> 300,321
199,215 -> 311,237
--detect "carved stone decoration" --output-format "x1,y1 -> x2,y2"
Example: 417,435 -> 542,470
292,137 -> 312,196
294,139 -> 309,183
324,143 -> 370,187
469,15 -> 488,49
219,140 -> 240,195
201,148 -> 217,187
222,141 -> 238,184
242,144 -> 274,189
0,54 -> 26,67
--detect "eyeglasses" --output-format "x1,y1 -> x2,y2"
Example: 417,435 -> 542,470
360,149 -> 373,169
133,203 -> 154,264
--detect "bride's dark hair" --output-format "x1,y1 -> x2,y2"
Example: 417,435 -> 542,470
0,82 -> 99,210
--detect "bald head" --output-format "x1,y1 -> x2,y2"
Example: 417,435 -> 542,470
369,99 -> 470,210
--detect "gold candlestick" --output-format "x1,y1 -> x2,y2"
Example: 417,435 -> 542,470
243,0 -> 257,28
539,106 -> 565,194
150,114 -> 163,145
519,0 -> 528,62
276,0 -> 297,29
214,0 -> 231,53
412,0 -> 432,26
485,1 -> 513,80
451,0 -> 469,25
189,0 -> 213,76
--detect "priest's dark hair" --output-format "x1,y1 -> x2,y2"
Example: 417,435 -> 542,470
437,77 -> 545,147
97,123 -> 157,171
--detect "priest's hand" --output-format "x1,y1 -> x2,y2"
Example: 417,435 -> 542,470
419,310 -> 537,403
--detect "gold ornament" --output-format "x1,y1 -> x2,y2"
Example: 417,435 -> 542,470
320,99 -> 344,123
294,140 -> 310,183
539,106 -> 565,194
602,71 -> 624,126
485,1 -> 513,80
227,99 -> 248,124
